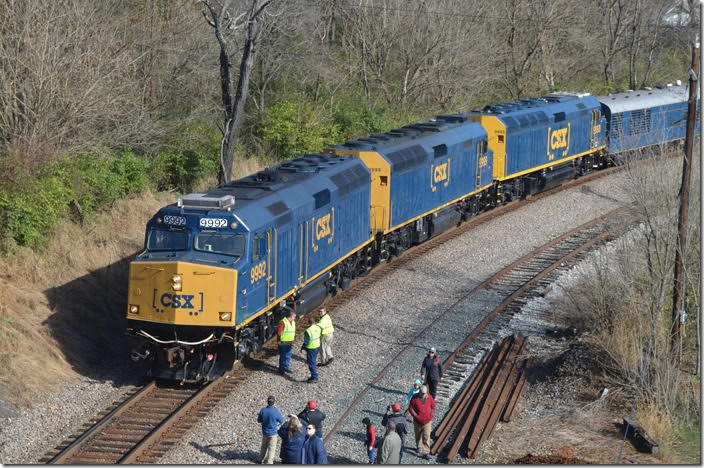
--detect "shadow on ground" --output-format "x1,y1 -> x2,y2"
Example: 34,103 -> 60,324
43,251 -> 147,387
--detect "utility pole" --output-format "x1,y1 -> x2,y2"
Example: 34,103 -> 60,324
671,41 -> 699,361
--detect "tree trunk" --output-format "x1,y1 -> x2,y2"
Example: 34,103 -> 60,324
220,17 -> 259,184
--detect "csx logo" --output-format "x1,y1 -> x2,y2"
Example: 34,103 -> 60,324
250,261 -> 266,283
550,128 -> 568,149
316,213 -> 331,240
433,163 -> 448,183
160,293 -> 195,309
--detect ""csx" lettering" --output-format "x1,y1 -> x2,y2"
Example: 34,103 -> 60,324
160,293 -> 195,309
250,261 -> 266,283
433,163 -> 448,183
550,128 -> 568,149
316,214 -> 331,240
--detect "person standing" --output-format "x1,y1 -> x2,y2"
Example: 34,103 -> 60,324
277,309 -> 296,374
382,403 -> 408,462
301,320 -> 322,382
257,395 -> 284,464
301,423 -> 328,464
408,385 -> 436,460
298,400 -> 326,438
278,414 -> 306,464
378,423 -> 401,464
361,417 -> 377,464
420,347 -> 443,399
405,378 -> 422,406
317,307 -> 335,366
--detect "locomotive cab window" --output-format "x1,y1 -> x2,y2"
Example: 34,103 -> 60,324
194,232 -> 245,258
252,233 -> 267,261
498,135 -> 505,143
147,229 -> 188,251
379,175 -> 388,186
554,112 -> 566,122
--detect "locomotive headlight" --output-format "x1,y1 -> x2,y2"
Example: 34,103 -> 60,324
129,304 -> 140,314
218,312 -> 231,321
172,274 -> 182,291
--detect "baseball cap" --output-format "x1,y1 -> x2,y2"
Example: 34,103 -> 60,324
429,347 -> 436,353
414,378 -> 422,385
391,403 -> 401,412
307,400 -> 316,410
267,395 -> 275,405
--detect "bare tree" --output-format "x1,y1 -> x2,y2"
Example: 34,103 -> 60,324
597,0 -> 630,88
201,0 -> 273,185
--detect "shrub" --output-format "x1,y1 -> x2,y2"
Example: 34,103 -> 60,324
149,126 -> 220,192
0,175 -> 72,251
257,98 -> 341,160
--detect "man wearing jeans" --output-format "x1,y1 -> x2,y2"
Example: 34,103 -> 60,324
257,395 -> 283,464
277,309 -> 296,374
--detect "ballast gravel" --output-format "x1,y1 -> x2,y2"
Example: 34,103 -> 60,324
0,172 -> 631,464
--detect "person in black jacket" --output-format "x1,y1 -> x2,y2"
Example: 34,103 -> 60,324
298,400 -> 326,438
381,403 -> 408,462
420,347 -> 443,399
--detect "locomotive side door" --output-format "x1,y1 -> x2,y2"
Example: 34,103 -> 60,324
590,110 -> 598,148
266,229 -> 276,303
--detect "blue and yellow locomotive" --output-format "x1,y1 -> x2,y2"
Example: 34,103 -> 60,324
126,83 -> 694,381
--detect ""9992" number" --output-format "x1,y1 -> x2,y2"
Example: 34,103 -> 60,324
199,218 -> 228,228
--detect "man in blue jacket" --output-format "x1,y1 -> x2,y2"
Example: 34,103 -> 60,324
301,423 -> 328,464
257,395 -> 284,464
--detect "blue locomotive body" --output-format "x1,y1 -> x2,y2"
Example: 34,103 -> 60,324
328,115 -> 493,240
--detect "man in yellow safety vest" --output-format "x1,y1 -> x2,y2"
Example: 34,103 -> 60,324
300,320 -> 322,383
277,309 -> 296,374
317,307 -> 334,366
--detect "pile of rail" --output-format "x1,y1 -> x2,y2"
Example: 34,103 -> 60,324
431,334 -> 531,461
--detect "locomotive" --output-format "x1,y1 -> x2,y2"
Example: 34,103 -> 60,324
126,83 -> 696,382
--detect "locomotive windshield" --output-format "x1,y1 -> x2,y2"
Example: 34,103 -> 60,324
147,229 -> 188,251
194,232 -> 246,258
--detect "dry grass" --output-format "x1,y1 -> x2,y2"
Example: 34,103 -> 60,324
0,192 -> 173,405
0,156 -> 270,408
554,147 -> 701,462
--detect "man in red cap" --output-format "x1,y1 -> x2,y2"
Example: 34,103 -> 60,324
298,400 -> 326,438
382,402 -> 409,462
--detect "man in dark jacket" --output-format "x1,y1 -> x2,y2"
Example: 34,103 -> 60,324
298,400 -> 326,438
301,423 -> 328,464
420,347 -> 443,399
381,403 -> 408,462
257,395 -> 284,464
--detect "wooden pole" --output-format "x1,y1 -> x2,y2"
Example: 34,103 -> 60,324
671,41 -> 699,360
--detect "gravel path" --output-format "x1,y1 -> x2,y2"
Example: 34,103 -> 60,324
0,172 -> 630,464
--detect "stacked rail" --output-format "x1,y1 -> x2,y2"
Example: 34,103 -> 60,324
431,334 -> 531,461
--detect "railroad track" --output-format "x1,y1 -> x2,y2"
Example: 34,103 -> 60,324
40,165 -> 623,464
324,205 -> 640,447
39,372 -> 252,464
